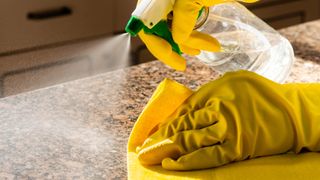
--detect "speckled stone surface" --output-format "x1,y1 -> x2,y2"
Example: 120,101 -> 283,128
279,20 -> 320,82
0,20 -> 320,179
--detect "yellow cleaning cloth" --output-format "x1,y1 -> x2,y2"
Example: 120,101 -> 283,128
127,78 -> 320,180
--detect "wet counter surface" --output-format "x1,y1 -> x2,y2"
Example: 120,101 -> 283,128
0,20 -> 320,179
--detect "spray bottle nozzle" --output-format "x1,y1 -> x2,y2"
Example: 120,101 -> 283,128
125,0 -> 209,56
125,16 -> 144,36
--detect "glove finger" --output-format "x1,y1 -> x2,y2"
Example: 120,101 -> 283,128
180,44 -> 200,56
143,106 -> 220,146
162,143 -> 234,170
167,116 -> 227,154
138,139 -> 181,165
136,109 -> 219,154
137,107 -> 226,160
139,31 -> 186,71
172,0 -> 258,43
183,31 -> 221,52
137,120 -> 227,165
172,0 -> 202,44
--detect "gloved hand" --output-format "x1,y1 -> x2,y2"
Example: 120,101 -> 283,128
136,70 -> 320,170
138,0 -> 257,71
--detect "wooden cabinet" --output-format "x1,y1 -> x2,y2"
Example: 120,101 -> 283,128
0,0 -> 114,54
247,0 -> 320,29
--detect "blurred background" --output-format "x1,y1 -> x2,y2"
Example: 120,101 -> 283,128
0,0 -> 319,97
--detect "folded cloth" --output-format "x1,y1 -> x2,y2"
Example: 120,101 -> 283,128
127,78 -> 320,180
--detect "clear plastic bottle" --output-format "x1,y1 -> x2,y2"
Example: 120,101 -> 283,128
195,2 -> 295,83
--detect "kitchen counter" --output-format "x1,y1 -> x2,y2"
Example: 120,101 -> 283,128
0,20 -> 320,179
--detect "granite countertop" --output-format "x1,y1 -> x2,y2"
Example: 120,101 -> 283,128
1,20 -> 320,179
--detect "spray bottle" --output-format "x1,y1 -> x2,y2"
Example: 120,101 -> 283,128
125,1 -> 295,83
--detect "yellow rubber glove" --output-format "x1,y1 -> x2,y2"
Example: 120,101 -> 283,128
137,70 -> 320,170
138,0 -> 257,71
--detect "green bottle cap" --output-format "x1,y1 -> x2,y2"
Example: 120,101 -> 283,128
125,16 -> 144,36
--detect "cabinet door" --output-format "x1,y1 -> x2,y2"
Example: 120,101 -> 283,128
0,0 -> 114,54
247,0 -> 320,29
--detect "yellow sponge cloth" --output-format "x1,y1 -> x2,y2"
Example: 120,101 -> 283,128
127,78 -> 193,152
127,78 -> 320,180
